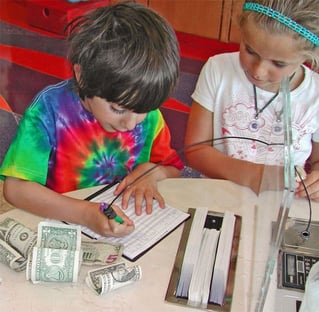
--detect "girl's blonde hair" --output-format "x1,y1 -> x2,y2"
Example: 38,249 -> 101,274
239,0 -> 319,70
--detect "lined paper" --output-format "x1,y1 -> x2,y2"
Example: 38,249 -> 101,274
74,184 -> 190,261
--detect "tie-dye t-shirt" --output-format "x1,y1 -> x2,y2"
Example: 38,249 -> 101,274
0,79 -> 183,193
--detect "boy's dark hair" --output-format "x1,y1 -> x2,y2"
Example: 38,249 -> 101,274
66,2 -> 180,113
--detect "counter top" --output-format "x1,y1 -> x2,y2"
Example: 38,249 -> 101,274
0,178 -> 316,311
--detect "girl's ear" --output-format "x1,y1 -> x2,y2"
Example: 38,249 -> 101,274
73,64 -> 81,82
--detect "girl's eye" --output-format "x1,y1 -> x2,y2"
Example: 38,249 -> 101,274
273,61 -> 287,68
245,44 -> 287,68
245,46 -> 256,55
111,106 -> 126,115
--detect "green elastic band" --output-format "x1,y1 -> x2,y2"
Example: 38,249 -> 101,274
243,2 -> 319,47
100,202 -> 124,224
114,215 -> 124,224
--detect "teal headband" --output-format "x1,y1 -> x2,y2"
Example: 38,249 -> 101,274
243,2 -> 319,47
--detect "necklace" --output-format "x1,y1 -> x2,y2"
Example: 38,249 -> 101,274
249,86 -> 279,133
253,86 -> 279,120
249,73 -> 296,134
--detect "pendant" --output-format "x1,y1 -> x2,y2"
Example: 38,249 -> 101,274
272,112 -> 283,135
249,119 -> 261,132
272,122 -> 283,135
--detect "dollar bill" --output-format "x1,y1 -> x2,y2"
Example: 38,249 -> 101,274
86,262 -> 142,295
0,217 -> 37,257
81,241 -> 123,266
0,239 -> 27,272
28,247 -> 81,283
27,222 -> 82,283
99,265 -> 142,294
0,217 -> 16,240
86,262 -> 126,292
0,217 -> 37,271
37,221 -> 81,251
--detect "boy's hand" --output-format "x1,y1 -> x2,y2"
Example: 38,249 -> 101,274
86,202 -> 135,237
114,162 -> 165,215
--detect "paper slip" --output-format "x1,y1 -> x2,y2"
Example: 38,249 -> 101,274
210,211 -> 236,305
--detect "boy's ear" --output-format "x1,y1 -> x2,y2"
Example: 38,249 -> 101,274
73,64 -> 81,82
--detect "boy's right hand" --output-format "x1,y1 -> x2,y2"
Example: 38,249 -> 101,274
85,202 -> 135,237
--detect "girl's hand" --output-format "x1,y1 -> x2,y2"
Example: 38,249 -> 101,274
295,170 -> 319,201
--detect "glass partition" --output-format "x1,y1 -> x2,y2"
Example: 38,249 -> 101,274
209,76 -> 296,311
165,76 -> 296,312
252,76 -> 295,311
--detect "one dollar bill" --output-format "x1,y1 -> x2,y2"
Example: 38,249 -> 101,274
27,246 -> 81,283
86,262 -> 142,295
0,217 -> 37,271
0,239 -> 27,272
27,222 -> 82,283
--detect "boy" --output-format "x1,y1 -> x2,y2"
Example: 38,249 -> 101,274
0,2 -> 183,237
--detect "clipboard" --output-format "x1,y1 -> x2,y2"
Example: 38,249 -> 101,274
69,182 -> 190,262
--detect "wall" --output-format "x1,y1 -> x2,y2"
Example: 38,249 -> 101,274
128,0 -> 244,43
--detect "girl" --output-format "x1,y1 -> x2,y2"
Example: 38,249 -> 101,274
185,0 -> 319,199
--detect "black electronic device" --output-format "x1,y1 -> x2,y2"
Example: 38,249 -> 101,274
278,218 -> 319,292
281,251 -> 319,290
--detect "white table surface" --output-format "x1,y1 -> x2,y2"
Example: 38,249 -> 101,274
0,178 -> 316,312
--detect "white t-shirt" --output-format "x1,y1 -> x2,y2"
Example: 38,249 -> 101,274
192,52 -> 319,166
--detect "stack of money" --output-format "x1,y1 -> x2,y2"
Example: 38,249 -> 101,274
0,218 -> 132,290
0,218 -> 124,274
0,218 -> 37,271
86,262 -> 142,295
26,221 -> 82,283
